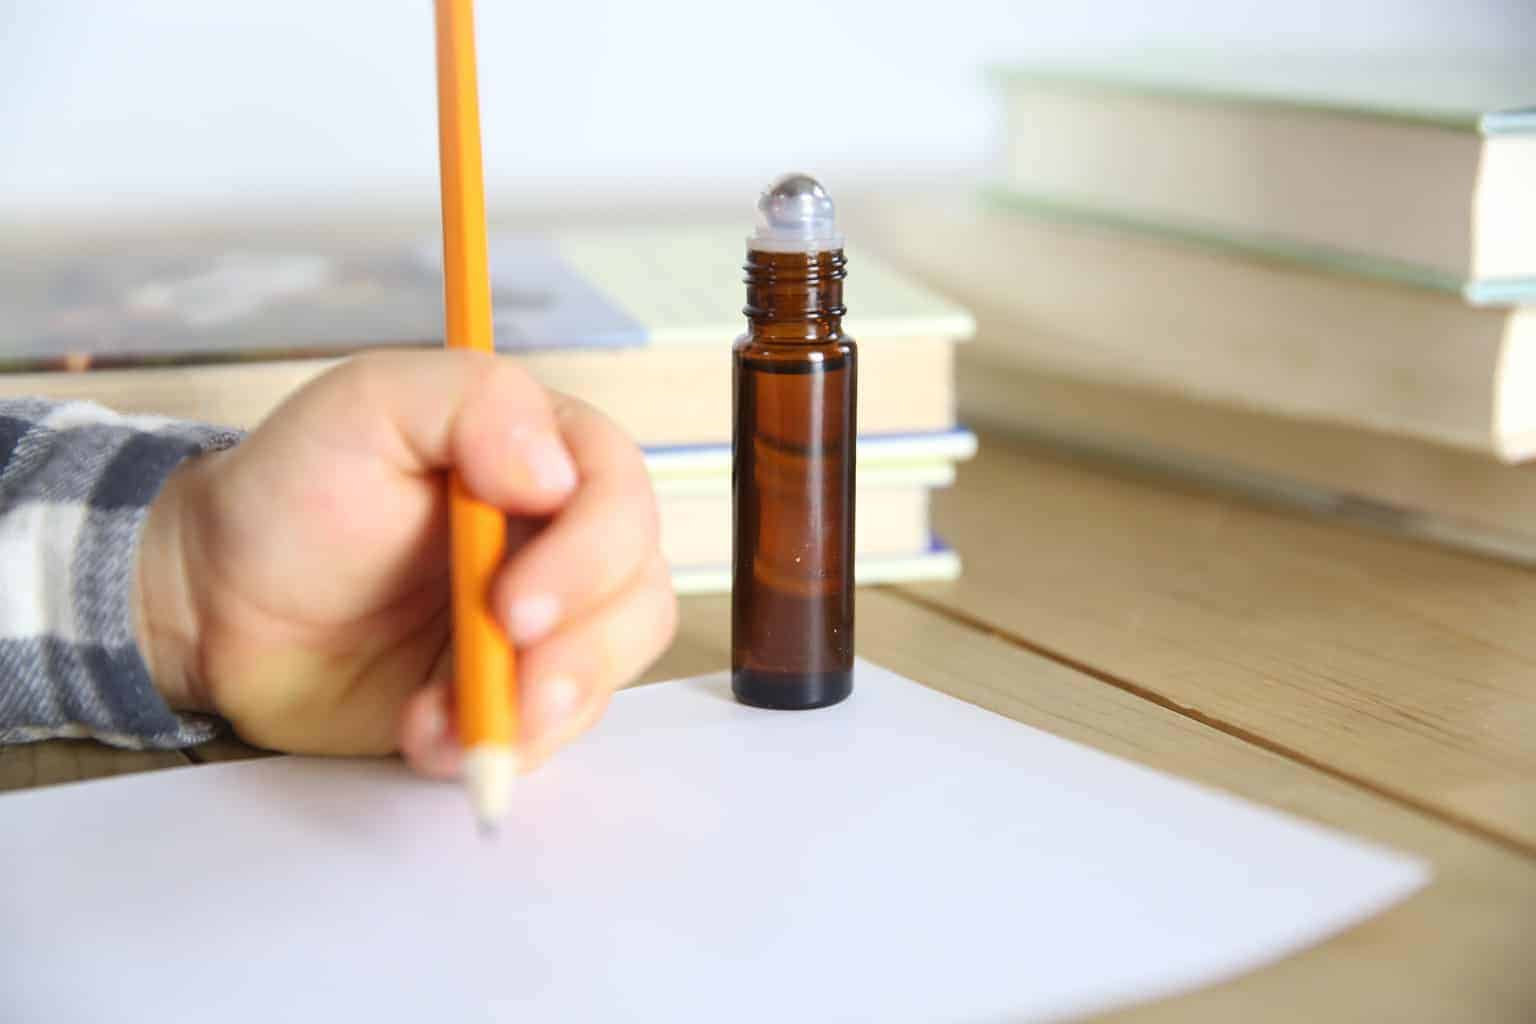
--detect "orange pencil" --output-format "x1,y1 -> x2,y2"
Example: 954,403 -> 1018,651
433,0 -> 517,829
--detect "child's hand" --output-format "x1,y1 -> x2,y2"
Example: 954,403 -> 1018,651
133,350 -> 677,777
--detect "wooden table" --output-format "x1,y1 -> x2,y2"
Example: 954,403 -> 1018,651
6,430 -> 1535,1021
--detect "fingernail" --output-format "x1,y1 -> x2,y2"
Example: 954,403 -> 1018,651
508,593 -> 561,646
510,426 -> 577,494
527,675 -> 585,739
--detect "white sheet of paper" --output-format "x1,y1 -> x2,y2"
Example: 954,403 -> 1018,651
1,660 -> 1427,1022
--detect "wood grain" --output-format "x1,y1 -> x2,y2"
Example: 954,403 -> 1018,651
0,740 -> 188,792
901,432 -> 1536,853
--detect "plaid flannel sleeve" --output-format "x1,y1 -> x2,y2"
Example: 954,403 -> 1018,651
0,398 -> 243,749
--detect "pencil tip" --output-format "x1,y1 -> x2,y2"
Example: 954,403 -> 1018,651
463,744 -> 518,833
476,817 -> 499,840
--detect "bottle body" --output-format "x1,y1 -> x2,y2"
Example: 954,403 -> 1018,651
731,247 -> 856,709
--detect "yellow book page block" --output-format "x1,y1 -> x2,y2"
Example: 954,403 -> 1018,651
552,226 -> 975,345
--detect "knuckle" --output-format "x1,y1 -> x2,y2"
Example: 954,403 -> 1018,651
549,389 -> 590,425
483,355 -> 545,407
329,350 -> 393,403
562,392 -> 648,472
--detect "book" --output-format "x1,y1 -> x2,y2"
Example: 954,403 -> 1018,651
987,53 -> 1536,299
845,195 -> 1536,461
0,226 -> 973,446
0,336 -> 956,446
0,222 -> 978,591
961,363 -> 1536,568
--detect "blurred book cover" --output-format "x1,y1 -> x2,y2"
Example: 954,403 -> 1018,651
0,222 -> 978,591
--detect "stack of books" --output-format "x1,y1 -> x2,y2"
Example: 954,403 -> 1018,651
0,223 -> 977,591
849,54 -> 1536,563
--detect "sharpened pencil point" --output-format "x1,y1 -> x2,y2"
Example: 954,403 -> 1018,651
464,745 -> 518,831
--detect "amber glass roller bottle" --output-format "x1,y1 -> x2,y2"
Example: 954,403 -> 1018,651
731,173 -> 856,709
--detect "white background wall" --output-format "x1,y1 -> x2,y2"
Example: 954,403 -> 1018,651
1,0 -> 1532,217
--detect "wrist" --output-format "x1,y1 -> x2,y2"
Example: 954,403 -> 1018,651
133,454 -> 214,714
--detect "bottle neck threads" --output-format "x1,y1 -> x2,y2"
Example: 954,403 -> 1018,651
742,247 -> 846,342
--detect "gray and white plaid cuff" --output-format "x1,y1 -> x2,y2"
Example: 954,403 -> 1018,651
0,399 -> 242,749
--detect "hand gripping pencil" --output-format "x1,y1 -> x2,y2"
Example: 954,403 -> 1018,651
433,0 -> 518,830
